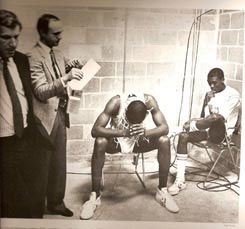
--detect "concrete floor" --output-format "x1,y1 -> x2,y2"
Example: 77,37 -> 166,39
43,153 -> 240,223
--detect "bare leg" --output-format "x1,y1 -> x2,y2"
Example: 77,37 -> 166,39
169,131 -> 208,195
91,137 -> 120,197
91,137 -> 107,197
196,113 -> 224,130
176,131 -> 208,179
157,136 -> 170,189
80,137 -> 120,220
133,135 -> 170,189
177,131 -> 208,155
135,136 -> 179,213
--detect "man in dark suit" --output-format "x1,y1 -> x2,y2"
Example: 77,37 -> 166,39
0,9 -> 51,218
28,14 -> 84,217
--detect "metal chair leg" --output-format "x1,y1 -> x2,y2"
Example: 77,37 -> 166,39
134,153 -> 146,189
204,148 -> 225,186
102,153 -> 147,190
204,134 -> 240,190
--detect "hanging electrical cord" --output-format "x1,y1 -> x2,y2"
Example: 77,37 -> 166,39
189,10 -> 216,120
189,9 -> 198,111
189,10 -> 201,120
177,20 -> 196,126
178,9 -> 215,126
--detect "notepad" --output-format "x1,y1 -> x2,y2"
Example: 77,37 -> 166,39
68,58 -> 101,91
67,59 -> 101,114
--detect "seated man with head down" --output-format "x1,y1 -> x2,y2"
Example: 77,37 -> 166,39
169,68 -> 241,196
80,93 -> 179,219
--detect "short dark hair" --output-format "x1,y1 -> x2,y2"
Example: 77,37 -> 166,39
37,14 -> 60,35
0,9 -> 22,30
126,100 -> 147,124
208,68 -> 224,80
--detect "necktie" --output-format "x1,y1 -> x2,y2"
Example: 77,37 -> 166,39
3,59 -> 24,137
50,49 -> 68,110
50,49 -> 62,79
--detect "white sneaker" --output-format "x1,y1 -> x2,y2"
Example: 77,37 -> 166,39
168,179 -> 187,196
80,192 -> 101,220
155,187 -> 179,213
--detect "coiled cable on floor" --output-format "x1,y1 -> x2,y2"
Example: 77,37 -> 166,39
170,133 -> 240,195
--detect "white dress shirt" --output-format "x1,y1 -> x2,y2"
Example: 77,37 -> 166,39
0,58 -> 28,137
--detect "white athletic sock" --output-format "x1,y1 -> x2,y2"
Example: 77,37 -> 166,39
176,153 -> 188,181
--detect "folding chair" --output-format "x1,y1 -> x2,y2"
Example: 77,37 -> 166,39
101,152 -> 147,189
193,128 -> 240,190
197,103 -> 241,190
170,131 -> 240,193
171,103 -> 241,191
132,153 -> 146,189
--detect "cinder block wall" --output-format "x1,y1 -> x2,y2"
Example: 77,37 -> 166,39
217,10 -> 244,94
3,3 -> 243,163
214,10 -> 243,170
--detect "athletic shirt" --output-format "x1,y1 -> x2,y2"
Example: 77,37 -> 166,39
204,86 -> 240,136
110,93 -> 152,153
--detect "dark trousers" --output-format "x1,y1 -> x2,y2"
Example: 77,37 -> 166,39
47,108 -> 67,208
0,129 -> 48,218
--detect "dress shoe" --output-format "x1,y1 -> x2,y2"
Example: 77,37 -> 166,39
48,205 -> 73,217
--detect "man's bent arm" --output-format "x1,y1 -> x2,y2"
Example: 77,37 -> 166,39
144,95 -> 169,138
29,56 -> 66,101
91,96 -> 129,138
196,113 -> 224,130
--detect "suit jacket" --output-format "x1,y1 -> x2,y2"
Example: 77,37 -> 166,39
13,51 -> 52,148
28,42 -> 69,135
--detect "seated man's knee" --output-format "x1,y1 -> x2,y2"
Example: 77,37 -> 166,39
209,113 -> 225,123
158,135 -> 170,147
94,137 -> 108,149
178,132 -> 190,144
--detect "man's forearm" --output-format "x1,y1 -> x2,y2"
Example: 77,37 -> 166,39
145,125 -> 169,138
33,78 -> 66,102
196,114 -> 224,130
91,127 -> 127,138
195,118 -> 212,130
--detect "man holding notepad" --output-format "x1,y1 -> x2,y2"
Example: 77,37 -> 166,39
28,13 -> 84,217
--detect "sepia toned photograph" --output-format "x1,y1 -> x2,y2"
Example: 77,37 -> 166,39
0,0 -> 244,229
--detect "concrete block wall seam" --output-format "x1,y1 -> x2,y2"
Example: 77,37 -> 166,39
228,47 -> 243,64
238,30 -> 244,46
97,62 -> 117,76
82,78 -> 100,93
219,14 -> 231,30
67,139 -> 94,156
220,30 -> 239,46
217,47 -> 228,61
231,12 -> 245,29
84,92 -> 114,109
236,65 -> 243,81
